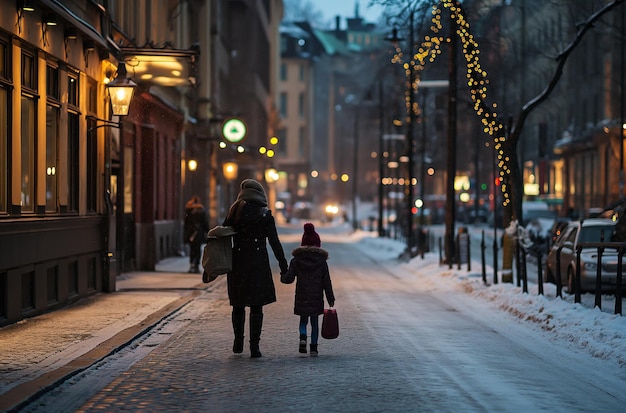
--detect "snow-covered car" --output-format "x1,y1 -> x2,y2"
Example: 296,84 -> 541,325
545,218 -> 622,293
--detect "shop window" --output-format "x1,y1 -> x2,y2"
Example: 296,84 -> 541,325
46,104 -> 59,212
0,87 -> 6,213
20,96 -> 35,212
86,79 -> 97,213
68,72 -> 80,213
21,51 -> 37,213
0,39 -> 7,213
68,112 -> 79,212
42,65 -> 65,214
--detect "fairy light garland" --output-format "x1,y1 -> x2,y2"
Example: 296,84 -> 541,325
390,0 -> 512,206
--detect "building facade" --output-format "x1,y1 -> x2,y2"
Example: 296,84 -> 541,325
0,0 -> 282,326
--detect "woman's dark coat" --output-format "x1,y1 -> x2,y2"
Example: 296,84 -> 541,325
223,200 -> 288,307
283,246 -> 335,316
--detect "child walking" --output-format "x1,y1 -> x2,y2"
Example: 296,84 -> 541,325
282,223 -> 335,356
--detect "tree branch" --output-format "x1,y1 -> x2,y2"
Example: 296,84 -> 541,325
512,0 -> 624,139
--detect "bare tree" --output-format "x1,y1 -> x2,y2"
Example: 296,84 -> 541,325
496,0 -> 623,225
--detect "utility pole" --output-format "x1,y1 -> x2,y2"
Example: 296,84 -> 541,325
445,11 -> 458,267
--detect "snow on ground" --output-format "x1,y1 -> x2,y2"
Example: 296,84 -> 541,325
348,230 -> 626,369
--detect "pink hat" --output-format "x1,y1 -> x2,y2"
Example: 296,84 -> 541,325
301,223 -> 321,247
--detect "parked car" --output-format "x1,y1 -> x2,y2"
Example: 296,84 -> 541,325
545,218 -> 622,293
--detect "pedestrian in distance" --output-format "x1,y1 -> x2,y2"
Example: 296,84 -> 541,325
282,223 -> 335,356
223,179 -> 289,358
184,195 -> 210,274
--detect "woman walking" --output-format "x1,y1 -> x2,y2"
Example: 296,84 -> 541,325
184,195 -> 209,273
223,179 -> 289,358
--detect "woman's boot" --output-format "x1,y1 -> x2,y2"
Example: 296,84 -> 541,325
232,311 -> 245,354
249,313 -> 263,358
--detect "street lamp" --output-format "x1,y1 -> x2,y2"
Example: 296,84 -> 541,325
108,63 -> 137,278
107,63 -> 137,116
223,161 -> 238,207
386,14 -> 417,257
265,167 -> 279,213
90,61 -> 137,291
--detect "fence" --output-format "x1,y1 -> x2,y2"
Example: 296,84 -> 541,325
434,230 -> 624,316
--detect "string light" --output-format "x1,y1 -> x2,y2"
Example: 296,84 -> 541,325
389,0 -> 511,204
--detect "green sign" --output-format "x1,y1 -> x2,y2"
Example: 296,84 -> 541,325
222,118 -> 246,143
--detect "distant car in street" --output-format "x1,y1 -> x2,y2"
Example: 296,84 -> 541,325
467,205 -> 489,224
545,218 -> 622,293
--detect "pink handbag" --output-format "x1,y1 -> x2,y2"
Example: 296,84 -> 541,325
321,308 -> 339,339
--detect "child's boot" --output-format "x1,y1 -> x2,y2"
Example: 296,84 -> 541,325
310,344 -> 318,357
299,334 -> 307,353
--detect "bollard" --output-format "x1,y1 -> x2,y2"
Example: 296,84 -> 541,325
595,245 -> 604,310
501,233 -> 514,283
457,233 -> 461,271
616,247 -> 623,315
515,241 -> 522,287
521,246 -> 528,294
575,246 -> 582,303
493,235 -> 499,285
481,231 -> 486,284
555,246 -> 563,298
537,250 -> 543,296
457,227 -> 469,270
466,232 -> 471,272
439,237 -> 443,265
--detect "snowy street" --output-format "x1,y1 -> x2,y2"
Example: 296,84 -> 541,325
17,225 -> 626,412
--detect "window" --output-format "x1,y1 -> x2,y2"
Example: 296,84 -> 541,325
22,53 -> 35,89
280,63 -> 287,81
67,113 -> 79,212
280,92 -> 287,118
299,127 -> 305,157
0,87 -> 6,213
277,128 -> 287,154
68,73 -> 78,106
46,65 -> 60,213
45,104 -> 59,212
67,72 -> 79,213
21,51 -> 37,213
298,93 -> 304,117
86,79 -> 97,212
21,96 -> 35,212
0,39 -> 8,213
46,65 -> 59,100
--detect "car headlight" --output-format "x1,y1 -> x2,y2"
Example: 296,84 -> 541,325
583,262 -> 597,271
